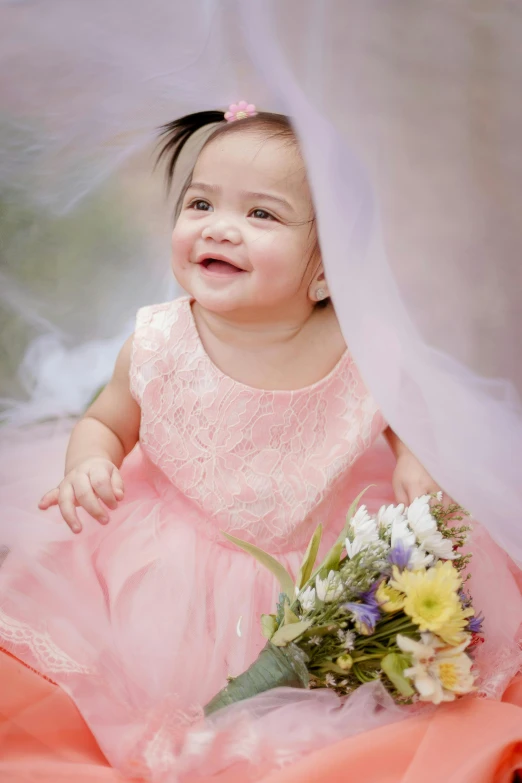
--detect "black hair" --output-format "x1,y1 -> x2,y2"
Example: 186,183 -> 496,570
156,110 -> 226,192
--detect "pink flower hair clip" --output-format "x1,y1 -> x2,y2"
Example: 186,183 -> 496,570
224,101 -> 257,122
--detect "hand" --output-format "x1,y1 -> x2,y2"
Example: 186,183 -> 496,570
392,451 -> 443,506
39,457 -> 124,534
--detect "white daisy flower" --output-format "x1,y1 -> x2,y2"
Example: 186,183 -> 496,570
345,517 -> 380,559
407,496 -> 437,542
350,505 -> 373,532
377,503 -> 406,531
344,535 -> 371,559
408,546 -> 435,570
325,673 -> 336,687
298,586 -> 317,613
316,570 -> 344,602
422,531 -> 456,560
390,519 -> 416,550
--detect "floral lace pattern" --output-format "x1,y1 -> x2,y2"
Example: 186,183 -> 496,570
0,608 -> 90,676
475,640 -> 522,700
130,297 -> 385,552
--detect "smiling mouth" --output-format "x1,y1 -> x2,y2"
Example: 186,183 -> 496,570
199,258 -> 246,275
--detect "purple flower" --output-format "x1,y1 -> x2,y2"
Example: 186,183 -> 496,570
459,589 -> 472,607
388,540 -> 412,570
343,591 -> 381,635
360,583 -> 381,607
468,613 -> 484,634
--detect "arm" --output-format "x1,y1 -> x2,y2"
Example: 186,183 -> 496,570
39,335 -> 141,532
383,426 -> 443,505
383,427 -> 410,461
65,335 -> 140,471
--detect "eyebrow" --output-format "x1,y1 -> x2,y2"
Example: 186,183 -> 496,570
187,181 -> 294,212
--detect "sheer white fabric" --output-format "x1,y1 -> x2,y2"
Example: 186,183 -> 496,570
0,0 -> 521,558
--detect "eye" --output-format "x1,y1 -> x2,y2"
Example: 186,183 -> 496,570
189,199 -> 213,212
250,208 -> 275,221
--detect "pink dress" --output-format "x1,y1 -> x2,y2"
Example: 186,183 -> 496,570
0,295 -> 521,782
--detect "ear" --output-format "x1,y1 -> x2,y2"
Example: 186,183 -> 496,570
307,262 -> 330,303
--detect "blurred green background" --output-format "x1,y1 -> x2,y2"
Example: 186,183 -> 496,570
0,117 -> 170,417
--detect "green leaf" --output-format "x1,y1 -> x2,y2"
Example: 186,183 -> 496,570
296,524 -> 323,591
344,486 -> 375,530
316,541 -> 344,578
381,653 -> 415,697
222,532 -> 295,600
284,604 -> 301,625
271,619 -> 313,647
261,614 -> 278,640
311,486 -> 374,581
302,624 -> 340,638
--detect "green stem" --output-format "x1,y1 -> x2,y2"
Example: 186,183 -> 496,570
355,621 -> 416,645
352,652 -> 385,663
352,662 -> 378,683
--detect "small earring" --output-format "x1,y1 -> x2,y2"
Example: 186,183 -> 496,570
315,287 -> 327,301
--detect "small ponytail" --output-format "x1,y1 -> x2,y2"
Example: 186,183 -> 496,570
156,110 -> 225,190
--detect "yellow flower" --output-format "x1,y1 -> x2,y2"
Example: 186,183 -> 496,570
390,561 -> 473,644
376,580 -> 405,613
433,604 -> 475,646
354,620 -> 373,636
391,560 -> 461,596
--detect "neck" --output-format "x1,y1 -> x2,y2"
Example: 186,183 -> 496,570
191,299 -> 325,351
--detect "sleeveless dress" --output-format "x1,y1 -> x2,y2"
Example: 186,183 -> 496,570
0,295 -> 521,783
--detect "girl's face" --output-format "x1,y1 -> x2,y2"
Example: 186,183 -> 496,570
171,130 -> 322,319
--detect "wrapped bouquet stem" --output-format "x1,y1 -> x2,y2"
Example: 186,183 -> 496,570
205,490 -> 482,716
205,642 -> 309,716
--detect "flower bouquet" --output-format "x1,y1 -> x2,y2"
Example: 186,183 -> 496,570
205,491 -> 484,716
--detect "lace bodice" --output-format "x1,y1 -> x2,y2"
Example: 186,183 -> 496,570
130,297 -> 385,551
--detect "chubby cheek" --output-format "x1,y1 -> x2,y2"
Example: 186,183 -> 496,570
170,225 -> 193,274
252,234 -> 310,291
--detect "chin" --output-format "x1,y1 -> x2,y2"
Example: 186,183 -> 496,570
188,285 -> 247,314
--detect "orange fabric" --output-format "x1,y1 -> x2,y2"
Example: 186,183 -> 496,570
0,652 -> 127,782
1,650 -> 521,783
262,685 -> 522,783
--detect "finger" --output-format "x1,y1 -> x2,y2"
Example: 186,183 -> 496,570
406,482 -> 439,504
89,467 -> 119,509
58,483 -> 83,533
393,483 -> 409,506
72,474 -> 109,525
39,487 -> 60,509
400,480 -> 433,505
110,468 -> 125,500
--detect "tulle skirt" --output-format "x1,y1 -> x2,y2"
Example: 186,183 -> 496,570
0,423 -> 522,782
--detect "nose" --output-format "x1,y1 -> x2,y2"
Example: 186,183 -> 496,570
201,218 -> 241,245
